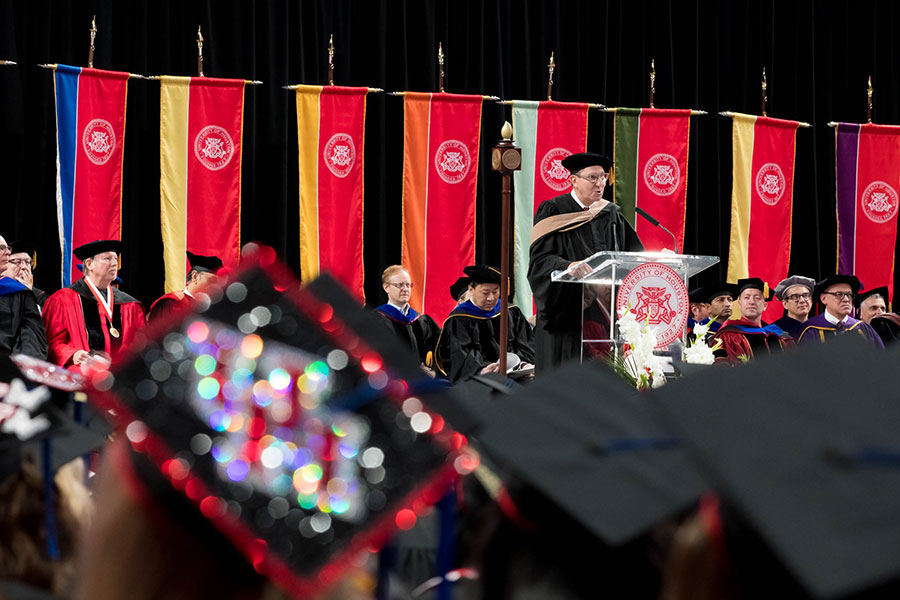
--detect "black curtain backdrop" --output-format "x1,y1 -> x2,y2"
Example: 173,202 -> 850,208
2,0 -> 899,309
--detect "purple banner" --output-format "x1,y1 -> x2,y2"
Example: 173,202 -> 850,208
835,123 -> 860,275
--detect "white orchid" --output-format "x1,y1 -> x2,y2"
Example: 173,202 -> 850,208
683,320 -> 722,365
613,304 -> 667,390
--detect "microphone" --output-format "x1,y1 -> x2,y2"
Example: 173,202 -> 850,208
635,206 -> 678,252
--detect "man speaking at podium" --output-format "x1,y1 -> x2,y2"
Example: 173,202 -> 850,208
528,152 -> 643,373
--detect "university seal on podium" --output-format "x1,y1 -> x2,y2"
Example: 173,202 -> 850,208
616,262 -> 689,349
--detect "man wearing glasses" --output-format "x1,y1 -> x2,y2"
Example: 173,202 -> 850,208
528,152 -> 643,373
797,275 -> 883,347
5,241 -> 49,309
0,234 -> 47,358
711,278 -> 795,364
772,275 -> 816,340
374,265 -> 440,376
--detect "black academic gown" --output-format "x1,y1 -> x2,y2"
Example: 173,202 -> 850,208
527,193 -> 643,373
0,279 -> 48,359
373,304 -> 441,367
435,302 -> 535,383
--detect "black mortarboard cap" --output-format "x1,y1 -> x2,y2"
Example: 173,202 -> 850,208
856,286 -> 890,310
449,277 -> 470,302
813,274 -> 862,304
735,277 -> 774,301
73,239 -> 123,261
462,265 -> 501,286
654,335 -> 900,598
469,361 -> 708,546
690,282 -> 738,304
186,251 -> 224,274
560,152 -> 613,172
86,244 -> 467,599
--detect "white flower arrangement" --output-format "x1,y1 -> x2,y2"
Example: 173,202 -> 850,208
682,319 -> 722,365
612,305 -> 667,390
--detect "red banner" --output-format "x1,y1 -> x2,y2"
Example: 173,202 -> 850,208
402,93 -> 482,325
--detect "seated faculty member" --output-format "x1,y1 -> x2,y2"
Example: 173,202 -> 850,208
373,265 -> 440,375
0,234 -> 47,358
712,278 -> 794,364
797,274 -> 883,348
148,251 -> 223,323
771,275 -> 816,340
436,265 -> 534,383
527,152 -> 643,373
42,240 -> 145,367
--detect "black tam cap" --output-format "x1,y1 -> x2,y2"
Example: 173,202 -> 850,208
690,282 -> 738,304
10,241 -> 38,270
654,335 -> 900,599
449,276 -> 471,301
73,239 -> 123,261
186,251 -> 224,274
463,265 -> 501,285
856,286 -> 890,310
469,361 -> 708,546
560,152 -> 614,173
735,277 -> 774,301
813,274 -> 862,304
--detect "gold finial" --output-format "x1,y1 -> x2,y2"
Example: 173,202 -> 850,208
197,26 -> 204,77
547,52 -> 556,101
867,75 -> 873,124
438,42 -> 445,93
761,67 -> 767,116
328,34 -> 334,86
88,15 -> 97,68
501,121 -> 513,140
649,58 -> 656,108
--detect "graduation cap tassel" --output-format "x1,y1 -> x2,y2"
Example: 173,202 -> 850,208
42,438 -> 61,560
435,488 -> 458,600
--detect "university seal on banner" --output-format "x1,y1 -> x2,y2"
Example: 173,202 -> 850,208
540,147 -> 573,191
323,133 -> 356,178
434,140 -> 471,184
194,125 -> 235,171
861,181 -> 899,224
643,153 -> 680,196
82,119 -> 116,165
615,262 -> 689,349
755,163 -> 785,206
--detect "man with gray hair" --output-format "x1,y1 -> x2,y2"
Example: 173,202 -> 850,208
772,275 -> 816,340
0,234 -> 47,358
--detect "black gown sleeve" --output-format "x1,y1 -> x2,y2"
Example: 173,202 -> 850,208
436,317 -> 489,383
14,291 -> 48,359
508,307 -> 535,364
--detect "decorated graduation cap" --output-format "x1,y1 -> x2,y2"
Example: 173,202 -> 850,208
72,239 -> 123,261
449,277 -> 470,302
774,275 -> 816,301
856,286 -> 890,311
10,240 -> 38,270
689,282 -> 738,304
462,265 -> 501,286
560,152 -> 614,173
735,277 -> 774,301
85,243 -> 469,598
186,251 -> 224,274
813,274 -> 862,304
654,335 -> 900,598
467,361 -> 708,547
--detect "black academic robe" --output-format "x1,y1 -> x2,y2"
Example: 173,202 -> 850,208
0,278 -> 47,358
435,302 -> 535,383
374,304 -> 441,366
527,193 -> 643,372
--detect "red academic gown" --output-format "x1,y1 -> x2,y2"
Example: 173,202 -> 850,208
42,278 -> 146,367
148,290 -> 196,323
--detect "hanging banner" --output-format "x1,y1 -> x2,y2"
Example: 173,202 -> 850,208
53,65 -> 129,285
726,113 -> 800,323
401,92 -> 482,325
160,76 -> 244,293
613,108 -> 691,252
836,123 -> 900,302
296,85 -> 368,302
511,100 -> 588,310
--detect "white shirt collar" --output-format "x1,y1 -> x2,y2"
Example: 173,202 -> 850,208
823,310 -> 849,325
183,288 -> 195,299
388,301 -> 409,316
570,190 -> 588,210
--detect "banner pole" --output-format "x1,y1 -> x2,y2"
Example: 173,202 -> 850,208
546,52 -> 555,101
88,15 -> 97,68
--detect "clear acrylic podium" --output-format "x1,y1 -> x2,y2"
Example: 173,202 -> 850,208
551,251 -> 719,360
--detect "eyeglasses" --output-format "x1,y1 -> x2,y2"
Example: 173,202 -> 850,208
821,291 -> 855,300
575,172 -> 608,185
8,258 -> 32,267
386,282 -> 414,290
785,292 -> 811,302
0,245 -> 9,253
